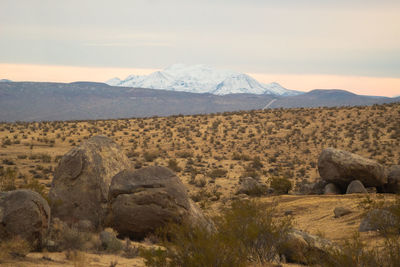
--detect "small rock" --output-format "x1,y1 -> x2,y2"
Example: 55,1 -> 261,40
346,180 -> 368,194
284,210 -> 294,216
334,207 -> 352,218
323,183 -> 341,195
46,240 -> 57,252
366,187 -> 377,194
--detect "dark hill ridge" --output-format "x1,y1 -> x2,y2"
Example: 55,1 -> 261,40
0,82 -> 398,122
269,89 -> 397,109
0,82 -> 275,122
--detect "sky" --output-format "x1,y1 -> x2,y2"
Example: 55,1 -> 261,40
1,0 -> 399,96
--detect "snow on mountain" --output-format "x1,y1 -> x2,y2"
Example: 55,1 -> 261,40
212,73 -> 267,95
106,77 -> 122,86
106,64 -> 302,96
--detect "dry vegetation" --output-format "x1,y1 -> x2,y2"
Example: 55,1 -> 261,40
0,102 -> 399,266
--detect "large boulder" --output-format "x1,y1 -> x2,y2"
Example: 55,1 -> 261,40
381,165 -> 400,194
108,166 -> 208,239
359,209 -> 399,232
49,136 -> 131,227
346,180 -> 368,194
282,229 -> 334,264
318,148 -> 386,188
0,190 -> 50,250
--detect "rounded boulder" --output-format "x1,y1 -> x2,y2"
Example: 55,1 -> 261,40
108,166 -> 207,239
346,180 -> 368,194
0,190 -> 50,250
49,136 -> 131,227
323,183 -> 341,195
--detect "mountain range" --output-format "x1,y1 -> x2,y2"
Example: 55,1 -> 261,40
0,81 -> 398,122
106,64 -> 301,96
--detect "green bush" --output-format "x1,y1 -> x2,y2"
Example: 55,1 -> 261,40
141,200 -> 293,267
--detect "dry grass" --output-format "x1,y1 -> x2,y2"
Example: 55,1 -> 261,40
0,103 -> 399,266
0,103 -> 398,203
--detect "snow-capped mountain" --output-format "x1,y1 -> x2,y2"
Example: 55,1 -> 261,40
106,64 -> 302,96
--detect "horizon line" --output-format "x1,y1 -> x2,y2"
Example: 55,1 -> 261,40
0,63 -> 399,97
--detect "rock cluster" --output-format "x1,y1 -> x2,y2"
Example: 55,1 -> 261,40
49,136 -> 131,227
316,148 -> 398,195
48,135 -> 207,240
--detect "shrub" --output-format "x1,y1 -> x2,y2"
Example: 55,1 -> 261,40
20,178 -> 48,201
40,153 -> 52,163
48,221 -> 93,252
2,139 -> 12,146
141,200 -> 292,266
143,151 -> 159,162
251,156 -> 263,170
0,167 -> 17,191
167,159 -> 181,172
175,151 -> 193,158
208,168 -> 227,179
270,176 -> 292,194
101,230 -> 123,253
321,233 -> 400,267
123,239 -> 139,258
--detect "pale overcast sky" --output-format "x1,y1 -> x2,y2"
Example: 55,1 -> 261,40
1,0 -> 399,96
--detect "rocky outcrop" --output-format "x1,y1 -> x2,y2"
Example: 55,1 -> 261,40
346,180 -> 368,194
323,183 -> 341,195
0,190 -> 50,250
108,166 -> 208,239
318,148 -> 386,188
49,136 -> 131,227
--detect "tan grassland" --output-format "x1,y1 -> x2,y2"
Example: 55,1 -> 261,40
0,103 -> 399,266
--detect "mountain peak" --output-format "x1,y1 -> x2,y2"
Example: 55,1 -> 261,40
106,64 -> 302,96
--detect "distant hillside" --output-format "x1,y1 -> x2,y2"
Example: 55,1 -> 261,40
0,82 -> 398,122
269,89 -> 398,108
0,82 -> 274,122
